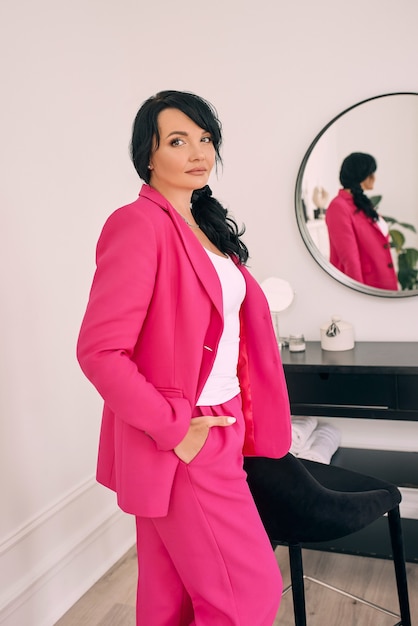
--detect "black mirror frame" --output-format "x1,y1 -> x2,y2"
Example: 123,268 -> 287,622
294,92 -> 418,298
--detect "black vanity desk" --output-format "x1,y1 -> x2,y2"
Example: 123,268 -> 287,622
281,341 -> 418,421
281,341 -> 418,562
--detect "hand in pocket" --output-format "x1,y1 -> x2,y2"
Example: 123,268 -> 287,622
174,415 -> 236,463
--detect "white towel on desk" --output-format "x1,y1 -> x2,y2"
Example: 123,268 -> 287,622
296,422 -> 341,464
290,416 -> 318,454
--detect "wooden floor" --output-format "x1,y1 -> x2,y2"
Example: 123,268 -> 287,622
55,545 -> 417,625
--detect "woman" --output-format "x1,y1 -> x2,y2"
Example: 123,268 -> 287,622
77,90 -> 291,625
325,152 -> 398,290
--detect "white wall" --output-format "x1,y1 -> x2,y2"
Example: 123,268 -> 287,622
1,0 -> 418,623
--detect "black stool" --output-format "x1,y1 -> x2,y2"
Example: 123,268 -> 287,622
244,454 -> 411,626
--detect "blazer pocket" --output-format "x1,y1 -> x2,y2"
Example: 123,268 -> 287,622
156,387 -> 184,398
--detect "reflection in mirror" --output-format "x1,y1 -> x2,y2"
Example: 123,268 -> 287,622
295,93 -> 418,298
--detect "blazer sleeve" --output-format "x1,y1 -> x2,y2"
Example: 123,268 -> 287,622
76,206 -> 191,451
326,200 -> 364,282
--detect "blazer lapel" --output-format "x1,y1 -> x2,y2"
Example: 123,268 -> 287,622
140,185 -> 224,320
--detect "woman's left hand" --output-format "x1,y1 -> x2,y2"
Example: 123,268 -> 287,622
174,414 -> 236,463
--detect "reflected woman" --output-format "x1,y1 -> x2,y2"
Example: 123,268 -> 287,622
325,152 -> 398,290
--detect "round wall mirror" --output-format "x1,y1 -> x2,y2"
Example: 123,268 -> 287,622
295,92 -> 418,297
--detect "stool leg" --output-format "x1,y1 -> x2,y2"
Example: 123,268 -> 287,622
387,506 -> 411,626
288,543 -> 307,626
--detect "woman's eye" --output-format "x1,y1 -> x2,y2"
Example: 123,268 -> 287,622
170,138 -> 185,147
201,136 -> 212,143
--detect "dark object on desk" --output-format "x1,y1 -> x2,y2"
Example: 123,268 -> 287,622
244,453 -> 411,626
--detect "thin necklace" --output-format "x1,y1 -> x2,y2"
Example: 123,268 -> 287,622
182,216 -> 200,229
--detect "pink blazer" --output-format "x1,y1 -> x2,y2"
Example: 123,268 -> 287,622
325,190 -> 398,290
77,185 -> 291,517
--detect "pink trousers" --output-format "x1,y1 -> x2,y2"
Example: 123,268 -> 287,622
135,394 -> 282,625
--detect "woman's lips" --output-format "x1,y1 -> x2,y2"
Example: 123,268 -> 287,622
186,169 -> 207,175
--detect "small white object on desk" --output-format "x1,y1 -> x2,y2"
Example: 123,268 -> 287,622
320,314 -> 355,351
289,334 -> 306,352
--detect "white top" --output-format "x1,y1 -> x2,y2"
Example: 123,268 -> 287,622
196,249 -> 246,406
376,216 -> 389,237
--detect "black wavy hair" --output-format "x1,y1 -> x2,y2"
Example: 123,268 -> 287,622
130,90 -> 248,263
339,152 -> 378,221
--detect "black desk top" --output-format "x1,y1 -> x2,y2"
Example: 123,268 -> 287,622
280,341 -> 418,374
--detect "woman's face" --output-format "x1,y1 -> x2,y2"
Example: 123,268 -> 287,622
149,108 -> 216,199
361,172 -> 376,191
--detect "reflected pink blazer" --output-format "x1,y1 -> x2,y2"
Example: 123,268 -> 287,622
77,185 -> 291,517
326,190 -> 398,290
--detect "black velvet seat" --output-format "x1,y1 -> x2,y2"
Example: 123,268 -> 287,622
244,453 -> 411,626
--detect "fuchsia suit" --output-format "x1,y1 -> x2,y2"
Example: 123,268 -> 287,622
325,189 -> 398,290
77,184 -> 291,625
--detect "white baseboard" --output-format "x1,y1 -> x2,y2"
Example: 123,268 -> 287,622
0,476 -> 136,626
